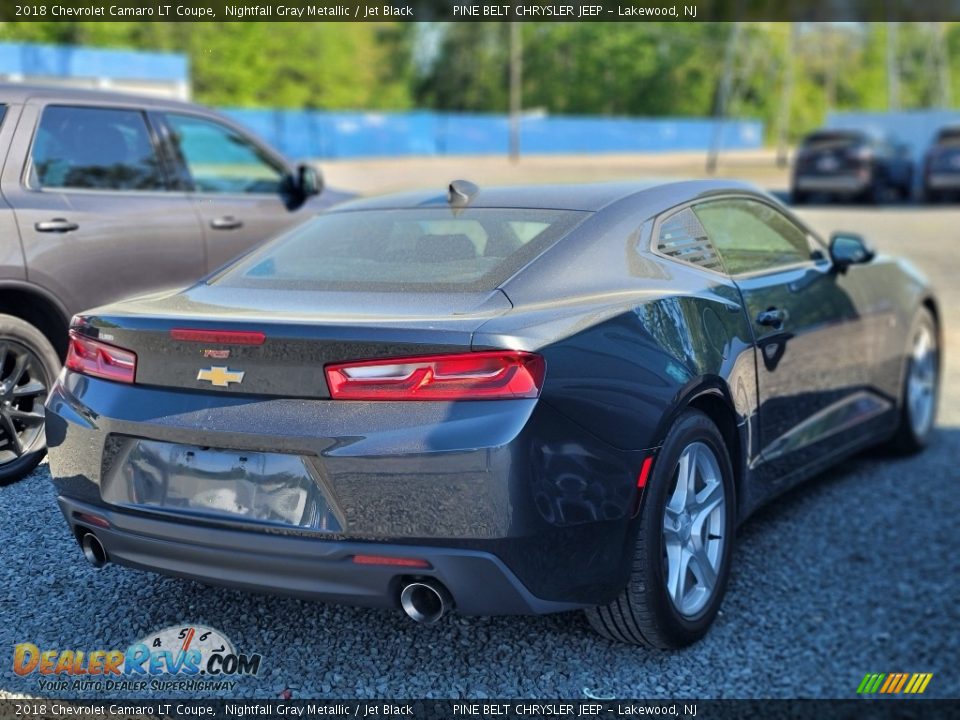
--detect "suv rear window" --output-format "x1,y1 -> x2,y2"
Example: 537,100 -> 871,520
802,131 -> 867,151
30,106 -> 165,191
936,128 -> 960,145
215,208 -> 589,292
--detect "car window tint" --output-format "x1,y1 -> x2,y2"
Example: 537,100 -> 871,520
165,113 -> 286,194
31,106 -> 164,191
215,208 -> 588,292
693,199 -> 811,276
656,208 -> 724,272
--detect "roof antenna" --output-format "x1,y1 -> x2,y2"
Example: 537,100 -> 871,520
447,179 -> 479,208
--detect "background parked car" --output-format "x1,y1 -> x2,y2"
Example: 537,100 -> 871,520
0,84 -> 347,484
922,125 -> 960,203
791,128 -> 913,204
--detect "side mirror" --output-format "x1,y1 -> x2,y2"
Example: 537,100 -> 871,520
297,163 -> 323,197
830,232 -> 874,272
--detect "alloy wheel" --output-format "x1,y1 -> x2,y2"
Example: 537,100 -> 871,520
907,324 -> 937,438
0,341 -> 48,465
662,441 -> 726,618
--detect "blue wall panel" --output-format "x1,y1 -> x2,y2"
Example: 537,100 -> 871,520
221,108 -> 764,160
0,42 -> 187,82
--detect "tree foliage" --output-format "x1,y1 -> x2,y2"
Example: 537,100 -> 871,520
0,21 -> 957,139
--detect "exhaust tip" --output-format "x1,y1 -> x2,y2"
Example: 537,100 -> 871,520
80,532 -> 108,568
400,581 -> 450,624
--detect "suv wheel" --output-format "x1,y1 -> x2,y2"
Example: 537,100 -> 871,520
585,409 -> 736,647
0,314 -> 60,485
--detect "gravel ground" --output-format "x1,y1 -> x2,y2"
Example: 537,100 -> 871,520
2,203 -> 958,700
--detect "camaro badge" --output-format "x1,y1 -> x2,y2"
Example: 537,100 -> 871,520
197,366 -> 245,387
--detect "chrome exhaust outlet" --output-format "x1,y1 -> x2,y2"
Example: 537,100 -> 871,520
400,581 -> 451,624
80,532 -> 108,568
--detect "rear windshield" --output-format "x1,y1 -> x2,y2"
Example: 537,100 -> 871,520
936,128 -> 960,145
214,208 -> 589,292
802,131 -> 867,151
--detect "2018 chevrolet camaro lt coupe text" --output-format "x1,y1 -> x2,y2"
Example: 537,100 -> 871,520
46,180 -> 940,647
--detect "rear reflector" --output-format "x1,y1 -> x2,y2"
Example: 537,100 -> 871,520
352,554 -> 432,569
170,329 -> 266,345
326,350 -> 545,401
636,456 -> 655,489
74,512 -> 110,529
65,331 -> 137,384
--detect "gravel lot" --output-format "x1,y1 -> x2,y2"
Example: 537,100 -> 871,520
1,199 -> 958,700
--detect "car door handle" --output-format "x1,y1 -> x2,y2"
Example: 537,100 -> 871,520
756,308 -> 787,328
210,216 -> 243,230
34,218 -> 79,233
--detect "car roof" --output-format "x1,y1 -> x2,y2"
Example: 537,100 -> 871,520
0,82 -> 198,111
330,179 -> 762,213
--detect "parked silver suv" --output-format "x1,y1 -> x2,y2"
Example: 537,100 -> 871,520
0,84 -> 344,483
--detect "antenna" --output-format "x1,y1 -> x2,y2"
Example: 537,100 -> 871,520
448,180 -> 479,207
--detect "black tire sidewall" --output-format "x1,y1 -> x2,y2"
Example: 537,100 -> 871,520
0,314 -> 60,484
635,409 -> 736,646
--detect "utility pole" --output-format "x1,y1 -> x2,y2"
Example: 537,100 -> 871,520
509,20 -> 522,163
886,22 -> 900,111
934,22 -> 952,108
706,22 -> 742,174
775,23 -> 798,168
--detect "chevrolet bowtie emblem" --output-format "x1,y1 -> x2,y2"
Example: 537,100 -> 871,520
197,366 -> 245,387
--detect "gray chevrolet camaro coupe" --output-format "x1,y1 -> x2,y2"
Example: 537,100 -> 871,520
45,179 -> 940,648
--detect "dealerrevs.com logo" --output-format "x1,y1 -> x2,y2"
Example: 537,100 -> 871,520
12,625 -> 263,693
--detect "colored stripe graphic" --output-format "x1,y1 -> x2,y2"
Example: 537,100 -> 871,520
858,672 -> 932,694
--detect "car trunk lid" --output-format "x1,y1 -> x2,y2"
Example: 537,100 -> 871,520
74,284 -> 512,399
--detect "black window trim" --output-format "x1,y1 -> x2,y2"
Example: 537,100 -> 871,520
649,192 -> 830,280
22,101 -> 178,196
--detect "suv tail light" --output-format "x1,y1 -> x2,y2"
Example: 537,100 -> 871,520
326,350 -> 545,401
65,331 -> 137,384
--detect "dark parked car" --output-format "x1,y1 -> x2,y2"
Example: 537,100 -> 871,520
922,125 -> 960,202
46,180 -> 939,648
791,129 -> 913,204
0,84 -> 346,483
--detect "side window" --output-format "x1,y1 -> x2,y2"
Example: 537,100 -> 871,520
31,106 -> 164,191
693,199 -> 812,276
656,207 -> 724,273
164,114 -> 286,194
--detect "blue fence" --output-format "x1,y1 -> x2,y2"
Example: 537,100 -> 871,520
221,108 -> 764,160
0,42 -> 187,82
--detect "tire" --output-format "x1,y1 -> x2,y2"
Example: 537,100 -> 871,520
0,314 -> 60,485
585,409 -> 736,648
890,308 -> 939,455
863,177 -> 886,205
790,188 -> 808,206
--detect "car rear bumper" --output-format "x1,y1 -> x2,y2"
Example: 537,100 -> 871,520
926,173 -> 960,190
57,495 -> 586,615
46,372 -> 646,612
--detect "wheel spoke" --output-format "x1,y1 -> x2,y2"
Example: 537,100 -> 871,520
0,414 -> 22,456
692,479 -> 724,522
12,380 -> 46,398
665,544 -> 690,606
668,447 -> 694,512
690,546 -> 718,591
8,409 -> 43,427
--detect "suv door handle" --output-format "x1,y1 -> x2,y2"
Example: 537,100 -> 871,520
210,216 -> 243,230
756,308 -> 787,328
35,218 -> 79,233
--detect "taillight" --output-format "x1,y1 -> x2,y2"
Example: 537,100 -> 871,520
65,331 -> 137,384
326,350 -> 545,401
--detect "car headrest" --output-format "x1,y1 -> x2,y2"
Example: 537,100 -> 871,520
415,234 -> 477,262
